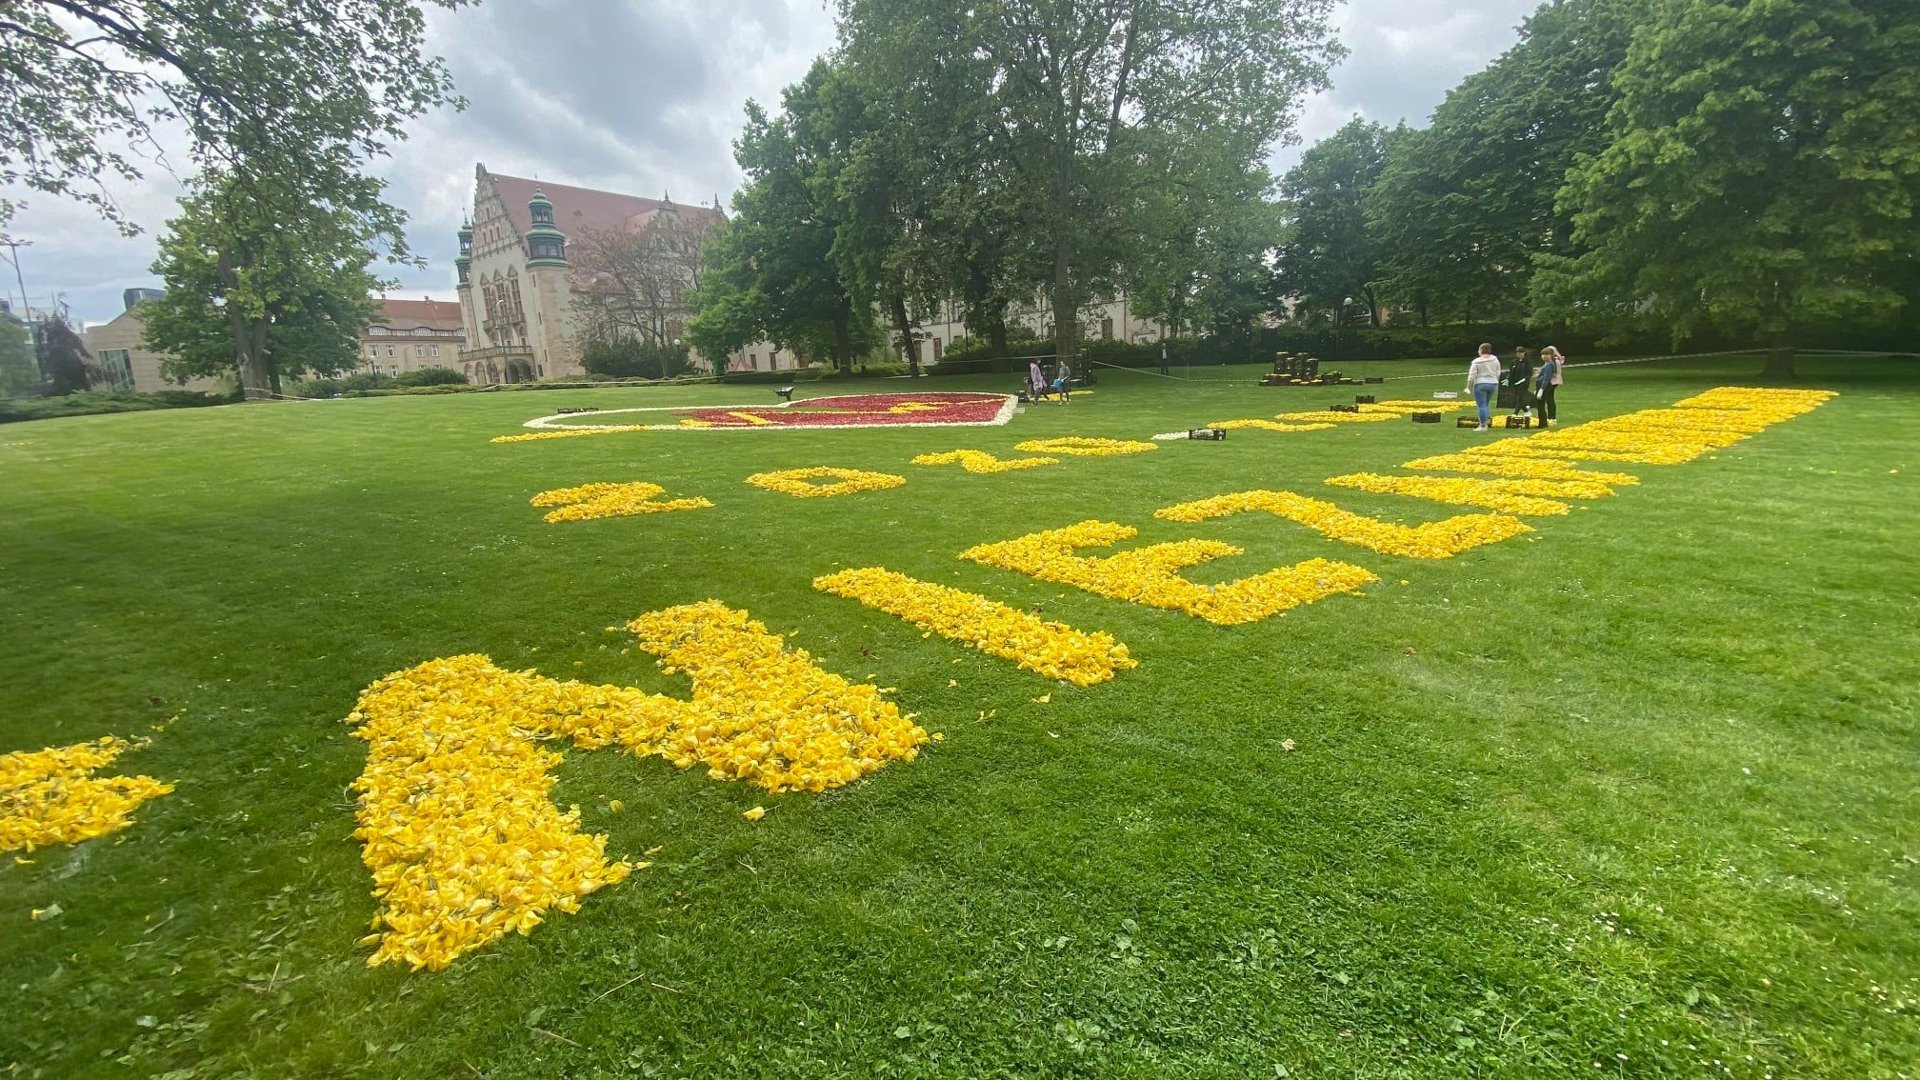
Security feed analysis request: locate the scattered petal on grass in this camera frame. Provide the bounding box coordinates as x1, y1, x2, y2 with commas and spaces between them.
1281, 739, 1296, 753
743, 806, 767, 822
1032, 693, 1051, 704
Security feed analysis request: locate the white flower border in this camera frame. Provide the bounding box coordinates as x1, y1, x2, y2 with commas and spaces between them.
521, 392, 1019, 432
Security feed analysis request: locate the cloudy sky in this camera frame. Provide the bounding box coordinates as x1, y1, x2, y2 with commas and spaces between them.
3, 0, 1542, 329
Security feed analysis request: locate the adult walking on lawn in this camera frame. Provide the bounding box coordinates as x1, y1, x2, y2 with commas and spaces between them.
1467, 344, 1502, 431
1536, 347, 1565, 426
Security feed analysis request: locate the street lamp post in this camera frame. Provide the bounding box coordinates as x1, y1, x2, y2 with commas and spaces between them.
0, 237, 31, 324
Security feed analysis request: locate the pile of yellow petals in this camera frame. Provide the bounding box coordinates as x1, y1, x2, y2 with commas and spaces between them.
621, 600, 929, 791
1, 737, 173, 853
531, 482, 713, 523
1156, 490, 1532, 559
1358, 400, 1471, 415
745, 467, 908, 498
492, 425, 652, 444
347, 656, 642, 971
814, 566, 1136, 685
1450, 387, 1835, 469
1324, 473, 1621, 516
960, 520, 1376, 625
1675, 386, 1837, 418
1273, 410, 1397, 424
1012, 436, 1158, 457
1402, 452, 1642, 486
911, 449, 1060, 474
347, 600, 927, 970
1207, 419, 1336, 433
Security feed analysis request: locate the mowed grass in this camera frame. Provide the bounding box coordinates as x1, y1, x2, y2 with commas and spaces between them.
1, 356, 1916, 1079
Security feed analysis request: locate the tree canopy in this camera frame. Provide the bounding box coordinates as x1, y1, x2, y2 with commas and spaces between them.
143, 171, 385, 395
1531, 0, 1920, 373
1, 0, 465, 232
1275, 117, 1396, 327
835, 0, 1340, 363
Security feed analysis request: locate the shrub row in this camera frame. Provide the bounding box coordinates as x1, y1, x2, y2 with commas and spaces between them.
0, 390, 235, 424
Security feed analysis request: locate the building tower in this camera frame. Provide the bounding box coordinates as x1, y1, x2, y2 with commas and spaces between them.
524, 191, 568, 267
453, 216, 477, 346
521, 190, 574, 378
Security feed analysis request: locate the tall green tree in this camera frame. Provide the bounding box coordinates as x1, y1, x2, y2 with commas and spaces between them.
1, 0, 465, 231
838, 0, 1341, 366
37, 314, 98, 395
687, 73, 879, 372
1126, 151, 1282, 342
1533, 0, 1920, 375
804, 62, 943, 376
143, 171, 384, 395
1368, 0, 1649, 325
0, 315, 36, 395
1274, 117, 1395, 326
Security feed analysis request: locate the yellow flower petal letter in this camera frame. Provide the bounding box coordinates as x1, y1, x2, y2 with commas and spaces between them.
814, 566, 1136, 685
347, 601, 926, 971
744, 467, 907, 498
911, 449, 1059, 474
531, 481, 712, 523
960, 520, 1375, 626
0, 737, 173, 853
1013, 436, 1157, 457
1156, 490, 1531, 559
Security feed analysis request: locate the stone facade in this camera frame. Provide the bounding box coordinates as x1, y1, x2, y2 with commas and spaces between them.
907, 295, 1166, 366
83, 299, 226, 395
455, 165, 784, 384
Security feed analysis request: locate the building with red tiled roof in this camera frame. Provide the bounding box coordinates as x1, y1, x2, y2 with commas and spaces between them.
454, 164, 791, 384
360, 298, 466, 377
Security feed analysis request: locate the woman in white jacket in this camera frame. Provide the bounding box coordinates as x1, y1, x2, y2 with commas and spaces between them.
1466, 343, 1502, 430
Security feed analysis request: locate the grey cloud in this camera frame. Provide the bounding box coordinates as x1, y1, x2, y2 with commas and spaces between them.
1273, 0, 1542, 173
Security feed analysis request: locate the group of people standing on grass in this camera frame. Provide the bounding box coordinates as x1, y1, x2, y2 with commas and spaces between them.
1466, 343, 1565, 431
1028, 357, 1074, 404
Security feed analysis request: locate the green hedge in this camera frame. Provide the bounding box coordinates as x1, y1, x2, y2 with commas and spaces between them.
0, 390, 234, 424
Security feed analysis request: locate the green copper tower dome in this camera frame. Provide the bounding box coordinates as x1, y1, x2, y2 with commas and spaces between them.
524, 190, 568, 267
454, 217, 473, 284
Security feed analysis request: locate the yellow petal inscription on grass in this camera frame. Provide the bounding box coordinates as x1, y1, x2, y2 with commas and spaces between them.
911, 449, 1060, 473
959, 520, 1376, 626
1012, 436, 1157, 457
530, 482, 713, 523
814, 567, 1136, 686
744, 467, 907, 498
1208, 419, 1337, 433
1324, 473, 1613, 516
0, 737, 173, 853
1156, 491, 1531, 559
346, 600, 926, 971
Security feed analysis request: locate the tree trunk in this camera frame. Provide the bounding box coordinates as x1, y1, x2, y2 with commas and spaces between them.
1763, 333, 1796, 381
1049, 240, 1077, 371
889, 293, 920, 377
832, 314, 853, 374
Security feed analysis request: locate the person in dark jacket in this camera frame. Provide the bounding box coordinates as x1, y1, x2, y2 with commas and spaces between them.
1507, 347, 1535, 417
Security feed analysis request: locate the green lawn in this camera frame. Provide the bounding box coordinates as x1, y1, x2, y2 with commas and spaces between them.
2, 357, 1916, 1078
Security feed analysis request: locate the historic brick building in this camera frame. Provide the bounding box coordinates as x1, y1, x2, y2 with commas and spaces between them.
360, 298, 465, 377
454, 166, 791, 384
